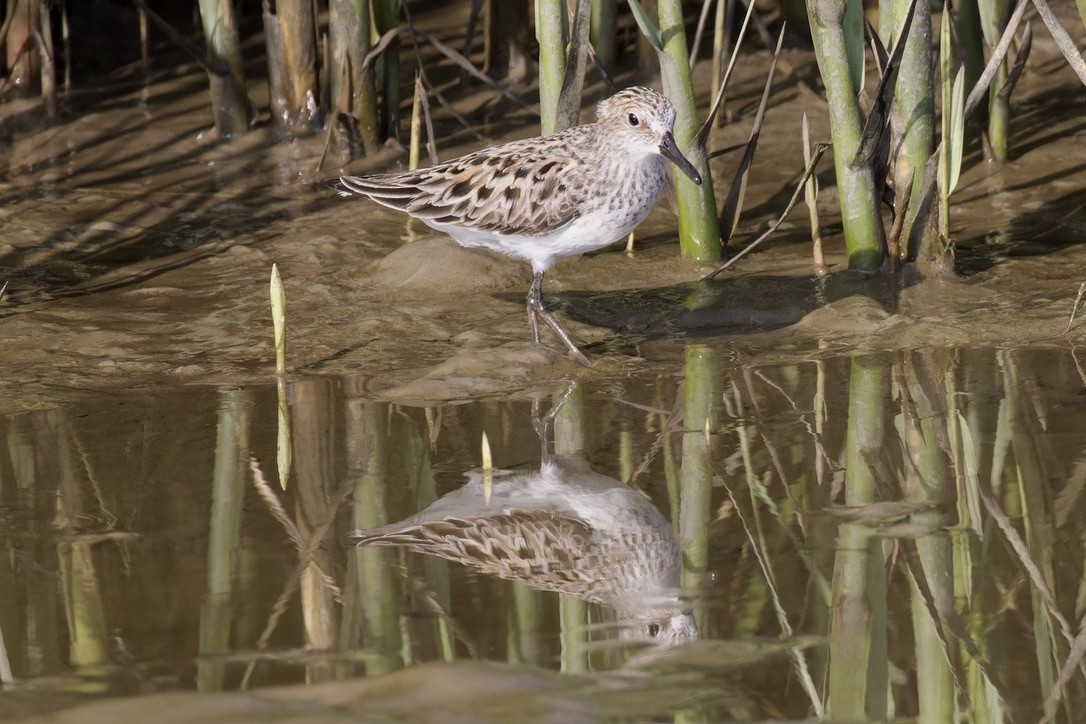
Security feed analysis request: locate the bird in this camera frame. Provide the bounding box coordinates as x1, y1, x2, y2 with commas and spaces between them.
350, 456, 697, 645
335, 86, 703, 365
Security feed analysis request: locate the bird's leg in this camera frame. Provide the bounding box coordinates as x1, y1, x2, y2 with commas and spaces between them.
528, 271, 590, 366
526, 276, 542, 344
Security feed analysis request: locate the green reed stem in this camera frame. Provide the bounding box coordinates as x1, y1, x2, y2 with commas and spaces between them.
806, 0, 886, 270
889, 0, 933, 256
679, 345, 719, 624
536, 0, 568, 135
828, 354, 889, 719
590, 0, 617, 68
658, 0, 722, 263
978, 0, 1010, 160
198, 389, 251, 690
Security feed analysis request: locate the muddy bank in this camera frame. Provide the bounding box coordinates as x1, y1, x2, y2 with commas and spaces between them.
0, 16, 1083, 409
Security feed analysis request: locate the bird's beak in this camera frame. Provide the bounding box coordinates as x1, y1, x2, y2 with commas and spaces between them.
659, 131, 703, 186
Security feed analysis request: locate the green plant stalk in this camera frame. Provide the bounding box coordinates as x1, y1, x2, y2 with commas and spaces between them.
658, 0, 722, 263
947, 373, 1001, 724
663, 412, 680, 532
349, 400, 403, 676
400, 417, 455, 663
536, 0, 568, 135
590, 0, 616, 68
559, 595, 588, 673
197, 0, 251, 136
898, 378, 955, 720
956, 0, 986, 112
373, 0, 403, 140
939, 11, 953, 243
509, 582, 545, 665
1078, 0, 1086, 37
679, 346, 718, 622
1003, 353, 1060, 697
354, 0, 379, 150
978, 0, 1010, 160
987, 61, 1009, 160
555, 384, 586, 458
806, 0, 886, 270
828, 355, 888, 719
890, 0, 933, 258
198, 390, 250, 690
619, 424, 634, 483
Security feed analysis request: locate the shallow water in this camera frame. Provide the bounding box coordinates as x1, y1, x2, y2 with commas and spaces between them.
3, 8, 1086, 722
4, 347, 1086, 721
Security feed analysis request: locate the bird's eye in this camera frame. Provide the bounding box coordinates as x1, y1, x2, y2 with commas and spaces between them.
648, 623, 661, 637
627, 113, 640, 127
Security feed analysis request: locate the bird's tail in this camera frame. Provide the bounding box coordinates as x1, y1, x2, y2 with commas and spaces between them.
332, 175, 370, 198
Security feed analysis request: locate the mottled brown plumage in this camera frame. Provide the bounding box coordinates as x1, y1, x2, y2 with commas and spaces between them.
335, 87, 702, 364
350, 458, 696, 644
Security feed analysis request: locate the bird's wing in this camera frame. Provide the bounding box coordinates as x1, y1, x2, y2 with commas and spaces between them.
336, 136, 589, 237
350, 510, 608, 600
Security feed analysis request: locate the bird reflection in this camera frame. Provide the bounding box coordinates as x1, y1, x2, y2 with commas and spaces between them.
349, 388, 695, 645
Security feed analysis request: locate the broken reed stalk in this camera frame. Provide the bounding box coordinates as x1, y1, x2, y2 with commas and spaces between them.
196, 0, 251, 136
273, 0, 318, 128
802, 113, 825, 271
329, 0, 380, 155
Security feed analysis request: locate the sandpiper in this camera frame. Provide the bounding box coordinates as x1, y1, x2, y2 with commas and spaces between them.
350, 457, 696, 645
335, 86, 703, 365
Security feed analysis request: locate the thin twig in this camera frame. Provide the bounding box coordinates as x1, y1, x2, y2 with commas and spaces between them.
689, 0, 716, 72
705, 142, 831, 280
1030, 0, 1086, 87
695, 0, 757, 145
1064, 281, 1086, 333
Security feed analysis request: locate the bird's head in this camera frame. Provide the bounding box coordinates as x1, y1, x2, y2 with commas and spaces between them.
596, 87, 702, 185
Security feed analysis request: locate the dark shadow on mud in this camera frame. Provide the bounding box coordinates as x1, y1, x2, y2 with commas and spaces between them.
955, 185, 1086, 276
551, 267, 923, 338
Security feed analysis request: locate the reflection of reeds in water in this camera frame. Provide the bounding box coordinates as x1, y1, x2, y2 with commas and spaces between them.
7, 346, 1086, 717
198, 388, 250, 691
